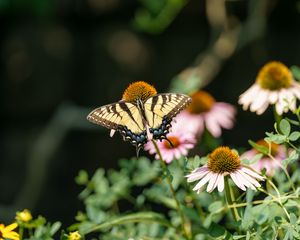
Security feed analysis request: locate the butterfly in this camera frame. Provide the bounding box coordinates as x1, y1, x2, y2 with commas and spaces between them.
87, 93, 191, 154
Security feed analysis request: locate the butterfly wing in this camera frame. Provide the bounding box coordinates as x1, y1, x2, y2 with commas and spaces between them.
144, 93, 191, 139
87, 101, 147, 147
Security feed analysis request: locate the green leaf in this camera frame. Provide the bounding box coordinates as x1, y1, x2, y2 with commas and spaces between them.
291, 65, 300, 81
282, 150, 299, 168
242, 153, 263, 165
265, 132, 286, 144
289, 131, 300, 141
280, 119, 291, 136
286, 117, 300, 126
50, 222, 61, 236
248, 140, 268, 155
208, 201, 223, 213
75, 170, 89, 185
290, 213, 297, 225
208, 222, 232, 239
82, 212, 172, 234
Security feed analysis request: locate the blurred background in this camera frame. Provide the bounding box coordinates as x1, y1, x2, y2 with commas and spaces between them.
1, 0, 300, 227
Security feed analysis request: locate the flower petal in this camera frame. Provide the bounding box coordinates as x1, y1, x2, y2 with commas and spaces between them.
193, 171, 213, 192
230, 172, 246, 191
237, 169, 261, 188
217, 175, 224, 192
3, 223, 18, 232
235, 171, 256, 190
240, 166, 264, 180
206, 173, 219, 192
186, 167, 210, 182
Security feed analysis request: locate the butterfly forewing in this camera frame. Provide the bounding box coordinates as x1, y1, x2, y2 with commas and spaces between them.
87, 102, 144, 134
144, 93, 191, 128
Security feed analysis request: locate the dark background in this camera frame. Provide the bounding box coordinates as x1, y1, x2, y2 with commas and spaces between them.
1, 0, 299, 226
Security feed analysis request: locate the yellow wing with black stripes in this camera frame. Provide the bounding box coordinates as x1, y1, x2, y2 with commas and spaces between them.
87, 101, 147, 147
143, 93, 192, 139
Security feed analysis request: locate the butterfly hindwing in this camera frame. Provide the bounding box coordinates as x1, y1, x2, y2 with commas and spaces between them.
144, 93, 192, 139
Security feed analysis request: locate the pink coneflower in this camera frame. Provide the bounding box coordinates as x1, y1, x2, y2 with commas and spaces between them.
240, 140, 286, 176
239, 61, 300, 115
186, 146, 264, 193
144, 118, 196, 163
179, 90, 236, 138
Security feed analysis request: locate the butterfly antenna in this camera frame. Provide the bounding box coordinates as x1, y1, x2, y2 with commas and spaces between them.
165, 137, 174, 148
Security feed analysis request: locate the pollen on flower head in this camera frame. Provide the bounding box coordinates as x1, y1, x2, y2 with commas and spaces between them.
122, 81, 157, 102
163, 136, 180, 149
186, 90, 215, 114
16, 209, 32, 222
256, 61, 293, 90
256, 139, 279, 156
208, 146, 240, 173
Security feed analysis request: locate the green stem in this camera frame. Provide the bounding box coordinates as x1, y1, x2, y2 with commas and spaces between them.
267, 153, 296, 192
273, 106, 282, 127
267, 178, 290, 220
224, 176, 241, 221
151, 140, 189, 239
19, 226, 24, 240
175, 159, 206, 222
287, 141, 300, 153
213, 194, 299, 214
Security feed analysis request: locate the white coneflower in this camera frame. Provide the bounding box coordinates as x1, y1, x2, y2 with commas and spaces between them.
239, 61, 300, 115
186, 146, 264, 193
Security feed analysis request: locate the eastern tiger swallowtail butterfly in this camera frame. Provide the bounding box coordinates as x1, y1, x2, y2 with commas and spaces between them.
87, 82, 191, 154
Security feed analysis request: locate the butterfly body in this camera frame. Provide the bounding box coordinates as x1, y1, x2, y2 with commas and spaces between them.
87, 93, 191, 151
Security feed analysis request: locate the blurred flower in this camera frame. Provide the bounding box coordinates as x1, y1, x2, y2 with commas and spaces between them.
68, 231, 81, 240
179, 90, 236, 137
16, 209, 32, 222
241, 140, 286, 176
186, 146, 264, 193
144, 117, 196, 163
0, 223, 19, 240
239, 61, 300, 115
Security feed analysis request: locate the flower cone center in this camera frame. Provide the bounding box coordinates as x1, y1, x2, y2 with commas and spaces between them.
256, 139, 279, 156
256, 61, 293, 90
163, 136, 180, 149
187, 90, 215, 114
122, 81, 157, 102
208, 146, 240, 173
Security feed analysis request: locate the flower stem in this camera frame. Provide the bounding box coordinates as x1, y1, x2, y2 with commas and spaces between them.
224, 176, 241, 221
151, 140, 190, 239
19, 225, 24, 240
273, 106, 282, 127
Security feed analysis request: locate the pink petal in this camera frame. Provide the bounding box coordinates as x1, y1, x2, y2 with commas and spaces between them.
205, 114, 222, 137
